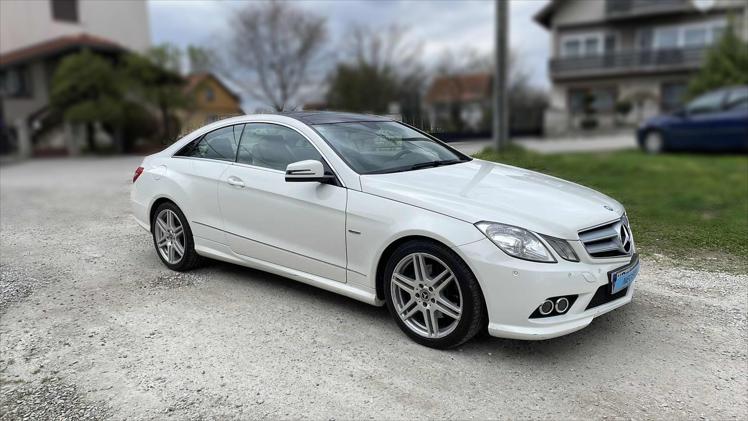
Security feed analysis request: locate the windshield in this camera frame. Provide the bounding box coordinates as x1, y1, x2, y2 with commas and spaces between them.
313, 121, 469, 174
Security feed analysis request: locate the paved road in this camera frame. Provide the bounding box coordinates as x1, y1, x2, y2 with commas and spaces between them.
1, 157, 746, 420
449, 132, 637, 156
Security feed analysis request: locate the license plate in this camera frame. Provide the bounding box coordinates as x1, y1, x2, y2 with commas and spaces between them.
608, 254, 640, 294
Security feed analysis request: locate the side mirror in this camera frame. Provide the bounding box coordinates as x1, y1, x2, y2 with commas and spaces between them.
673, 108, 688, 118
285, 160, 334, 183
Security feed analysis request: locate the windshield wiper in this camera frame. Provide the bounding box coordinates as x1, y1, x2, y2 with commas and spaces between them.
409, 159, 463, 170
367, 159, 466, 174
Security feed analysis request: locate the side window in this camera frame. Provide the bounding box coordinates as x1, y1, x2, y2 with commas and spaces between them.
51, 0, 78, 23
236, 123, 322, 171
686, 90, 725, 115
725, 87, 748, 111
177, 124, 243, 161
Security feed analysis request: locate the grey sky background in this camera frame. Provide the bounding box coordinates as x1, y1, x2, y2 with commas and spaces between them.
148, 0, 551, 108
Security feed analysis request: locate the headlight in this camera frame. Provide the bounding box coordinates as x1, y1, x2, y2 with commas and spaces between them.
541, 235, 579, 262
475, 222, 556, 263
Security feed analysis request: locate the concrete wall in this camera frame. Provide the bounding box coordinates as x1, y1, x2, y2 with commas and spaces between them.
551, 0, 607, 28
0, 0, 150, 54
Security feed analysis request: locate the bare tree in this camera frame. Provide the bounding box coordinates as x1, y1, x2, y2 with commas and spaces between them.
343, 24, 422, 77
435, 48, 528, 91
226, 1, 327, 111
325, 24, 425, 119
432, 48, 545, 132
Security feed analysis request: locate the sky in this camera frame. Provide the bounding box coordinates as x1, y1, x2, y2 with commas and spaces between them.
148, 0, 551, 107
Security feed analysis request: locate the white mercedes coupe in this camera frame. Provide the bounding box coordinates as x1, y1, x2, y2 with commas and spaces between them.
131, 112, 639, 349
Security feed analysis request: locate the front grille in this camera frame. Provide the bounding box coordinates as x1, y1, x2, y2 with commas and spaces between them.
585, 284, 629, 310
578, 216, 634, 258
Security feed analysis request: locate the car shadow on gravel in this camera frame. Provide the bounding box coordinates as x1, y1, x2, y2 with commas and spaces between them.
466, 302, 642, 359
197, 259, 640, 359
204, 260, 390, 323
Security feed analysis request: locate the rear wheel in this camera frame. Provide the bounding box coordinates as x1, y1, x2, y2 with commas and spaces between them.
384, 240, 485, 349
152, 202, 202, 271
643, 131, 664, 154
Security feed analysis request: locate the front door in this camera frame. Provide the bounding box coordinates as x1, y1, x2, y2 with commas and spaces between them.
218, 123, 348, 282
669, 89, 728, 150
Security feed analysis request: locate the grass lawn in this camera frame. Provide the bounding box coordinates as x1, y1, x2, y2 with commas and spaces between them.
475, 147, 748, 272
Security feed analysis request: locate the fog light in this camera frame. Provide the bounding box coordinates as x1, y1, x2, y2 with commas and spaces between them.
538, 300, 554, 316
555, 297, 570, 313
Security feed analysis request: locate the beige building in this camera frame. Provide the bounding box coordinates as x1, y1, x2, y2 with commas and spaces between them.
0, 0, 150, 157
179, 73, 244, 135
535, 0, 748, 135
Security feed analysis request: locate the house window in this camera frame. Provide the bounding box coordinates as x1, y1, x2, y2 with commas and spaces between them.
562, 40, 581, 57
0, 66, 32, 98
50, 0, 78, 22
584, 38, 600, 54
205, 87, 215, 102
654, 27, 679, 49
561, 32, 612, 57
661, 82, 688, 112
684, 27, 707, 47
569, 87, 616, 113
649, 19, 727, 50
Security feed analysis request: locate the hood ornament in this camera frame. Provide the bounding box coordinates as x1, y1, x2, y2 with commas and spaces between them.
604, 205, 614, 211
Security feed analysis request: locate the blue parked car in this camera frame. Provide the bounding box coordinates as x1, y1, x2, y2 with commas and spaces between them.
637, 85, 748, 153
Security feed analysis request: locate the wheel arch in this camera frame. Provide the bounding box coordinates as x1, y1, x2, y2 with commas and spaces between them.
374, 234, 482, 303
148, 196, 180, 232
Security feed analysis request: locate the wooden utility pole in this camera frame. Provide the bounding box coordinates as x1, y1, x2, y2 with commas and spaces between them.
493, 0, 509, 151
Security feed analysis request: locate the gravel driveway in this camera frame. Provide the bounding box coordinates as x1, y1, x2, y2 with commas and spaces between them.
1, 157, 746, 420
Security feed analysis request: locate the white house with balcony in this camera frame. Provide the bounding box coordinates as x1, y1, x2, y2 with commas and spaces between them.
0, 0, 151, 157
535, 0, 748, 136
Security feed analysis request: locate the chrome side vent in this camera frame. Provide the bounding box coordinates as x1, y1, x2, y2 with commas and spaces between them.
579, 216, 634, 258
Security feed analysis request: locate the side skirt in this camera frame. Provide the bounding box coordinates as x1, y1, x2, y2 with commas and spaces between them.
193, 237, 381, 306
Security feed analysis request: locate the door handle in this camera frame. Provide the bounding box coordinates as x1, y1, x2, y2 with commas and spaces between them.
227, 176, 245, 188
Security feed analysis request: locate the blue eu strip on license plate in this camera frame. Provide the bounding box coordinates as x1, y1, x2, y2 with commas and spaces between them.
610, 255, 640, 294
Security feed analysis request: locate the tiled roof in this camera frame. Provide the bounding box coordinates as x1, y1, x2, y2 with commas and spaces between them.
425, 73, 492, 104
0, 33, 125, 67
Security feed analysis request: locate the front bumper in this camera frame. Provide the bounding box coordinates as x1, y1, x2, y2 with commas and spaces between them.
458, 238, 637, 340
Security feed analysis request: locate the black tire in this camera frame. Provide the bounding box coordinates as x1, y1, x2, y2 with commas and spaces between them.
151, 202, 203, 271
383, 240, 485, 349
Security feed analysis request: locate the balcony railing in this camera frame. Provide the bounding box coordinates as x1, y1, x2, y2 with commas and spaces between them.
606, 0, 690, 18
550, 47, 707, 80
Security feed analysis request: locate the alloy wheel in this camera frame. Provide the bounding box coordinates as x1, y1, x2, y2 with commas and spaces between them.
154, 209, 185, 264
645, 132, 663, 154
390, 252, 463, 339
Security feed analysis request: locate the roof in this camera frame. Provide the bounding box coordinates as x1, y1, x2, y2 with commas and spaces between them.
280, 111, 392, 125
534, 0, 559, 29
184, 72, 242, 103
424, 73, 492, 104
0, 33, 125, 67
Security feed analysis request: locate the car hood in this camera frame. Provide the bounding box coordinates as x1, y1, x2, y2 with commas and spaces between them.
359, 159, 624, 240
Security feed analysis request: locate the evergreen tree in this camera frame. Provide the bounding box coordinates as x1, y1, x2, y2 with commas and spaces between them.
688, 24, 748, 97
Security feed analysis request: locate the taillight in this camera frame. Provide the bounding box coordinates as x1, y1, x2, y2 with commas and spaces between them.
133, 166, 144, 183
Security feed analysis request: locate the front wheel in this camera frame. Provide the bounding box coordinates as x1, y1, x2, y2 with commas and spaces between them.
384, 240, 485, 349
643, 131, 664, 154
